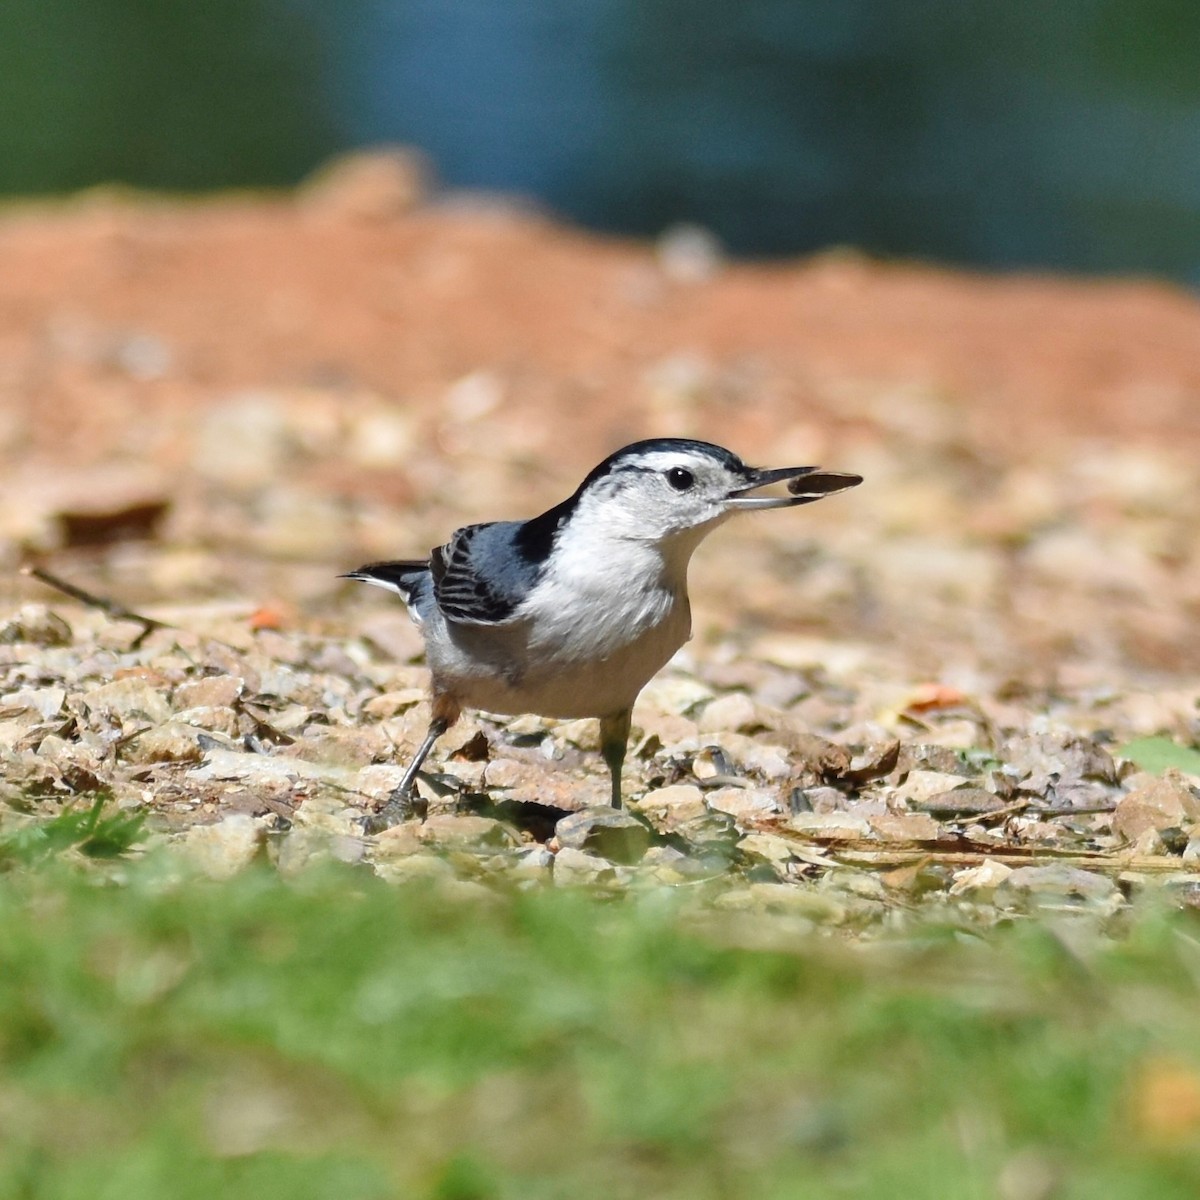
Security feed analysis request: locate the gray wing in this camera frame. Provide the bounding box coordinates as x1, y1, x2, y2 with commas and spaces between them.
430, 521, 540, 625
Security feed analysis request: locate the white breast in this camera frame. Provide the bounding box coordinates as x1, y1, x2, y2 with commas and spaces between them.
426, 529, 695, 719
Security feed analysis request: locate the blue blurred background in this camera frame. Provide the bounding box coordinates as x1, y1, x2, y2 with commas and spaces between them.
3, 0, 1199, 282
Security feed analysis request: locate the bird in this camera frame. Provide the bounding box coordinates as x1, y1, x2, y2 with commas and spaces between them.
344, 438, 861, 828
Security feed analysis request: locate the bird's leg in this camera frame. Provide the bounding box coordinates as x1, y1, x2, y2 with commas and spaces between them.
365, 696, 459, 832
599, 708, 633, 809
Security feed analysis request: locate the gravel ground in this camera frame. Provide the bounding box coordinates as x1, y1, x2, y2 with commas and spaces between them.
1, 154, 1197, 926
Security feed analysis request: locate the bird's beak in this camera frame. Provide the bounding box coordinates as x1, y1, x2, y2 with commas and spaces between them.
725, 465, 864, 510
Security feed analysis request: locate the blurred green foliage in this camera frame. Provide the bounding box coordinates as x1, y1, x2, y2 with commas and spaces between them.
0, 0, 339, 193
1, 856, 1200, 1198
2, 0, 1200, 277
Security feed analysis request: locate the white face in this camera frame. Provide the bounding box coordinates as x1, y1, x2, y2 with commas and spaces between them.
559, 440, 861, 550
586, 448, 746, 539
573, 447, 804, 543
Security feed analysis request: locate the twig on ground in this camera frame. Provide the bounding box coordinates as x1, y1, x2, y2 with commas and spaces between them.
22, 564, 170, 649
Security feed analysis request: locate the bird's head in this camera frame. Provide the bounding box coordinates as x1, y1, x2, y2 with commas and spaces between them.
559, 438, 862, 545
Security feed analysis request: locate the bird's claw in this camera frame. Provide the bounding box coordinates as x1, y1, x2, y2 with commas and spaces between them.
362, 787, 426, 834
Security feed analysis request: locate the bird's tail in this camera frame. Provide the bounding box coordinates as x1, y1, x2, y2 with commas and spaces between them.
341, 560, 430, 605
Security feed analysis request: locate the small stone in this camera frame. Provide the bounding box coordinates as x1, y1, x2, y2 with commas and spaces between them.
553, 846, 617, 886
637, 677, 713, 716
183, 814, 262, 880
995, 864, 1122, 912
737, 833, 798, 865
0, 686, 66, 720
292, 795, 366, 837
419, 814, 520, 850
0, 605, 72, 647
274, 827, 332, 876
690, 746, 727, 780
294, 724, 391, 767
189, 748, 351, 786
0, 720, 38, 750
796, 786, 847, 814
554, 806, 651, 864
555, 719, 600, 750
354, 764, 412, 802
698, 693, 761, 734
895, 770, 972, 805
867, 812, 941, 841
125, 721, 205, 764
821, 869, 887, 901
512, 846, 554, 876
174, 674, 245, 710
1112, 775, 1200, 843
787, 811, 871, 839
630, 784, 707, 830
788, 734, 852, 781
373, 854, 456, 886
748, 883, 847, 924
705, 786, 782, 822
82, 678, 171, 724
844, 740, 901, 785
481, 756, 604, 809
914, 787, 1006, 817
370, 822, 425, 859
362, 689, 426, 719
949, 858, 1014, 897
173, 705, 241, 737
725, 737, 791, 780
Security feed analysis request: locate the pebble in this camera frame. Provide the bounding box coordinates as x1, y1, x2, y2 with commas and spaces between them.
369, 822, 425, 859
553, 806, 651, 864
1112, 774, 1200, 843
182, 814, 262, 880
787, 811, 871, 838
698, 692, 761, 734
705, 786, 782, 822
173, 705, 241, 737
995, 864, 1123, 913
867, 812, 941, 841
0, 609, 72, 648
737, 833, 798, 865
189, 748, 351, 786
914, 787, 1006, 817
630, 784, 707, 832
511, 846, 554, 876
746, 882, 847, 924
419, 814, 520, 851
640, 844, 708, 883
895, 770, 974, 805
82, 677, 171, 724
1, 686, 66, 720
949, 859, 1014, 897
553, 846, 618, 886
125, 721, 205, 764
174, 674, 245, 710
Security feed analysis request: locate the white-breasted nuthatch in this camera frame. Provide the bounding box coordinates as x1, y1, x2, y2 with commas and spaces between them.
345, 438, 861, 826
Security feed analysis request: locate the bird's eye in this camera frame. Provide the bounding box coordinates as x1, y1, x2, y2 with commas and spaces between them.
666, 467, 695, 491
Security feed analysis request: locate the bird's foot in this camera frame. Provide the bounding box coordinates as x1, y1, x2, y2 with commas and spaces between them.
362, 786, 427, 834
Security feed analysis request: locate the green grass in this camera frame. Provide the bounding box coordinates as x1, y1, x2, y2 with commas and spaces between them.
1118, 736, 1200, 777
1, 852, 1200, 1199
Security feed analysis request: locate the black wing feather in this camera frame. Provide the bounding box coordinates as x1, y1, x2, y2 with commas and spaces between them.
430, 523, 524, 625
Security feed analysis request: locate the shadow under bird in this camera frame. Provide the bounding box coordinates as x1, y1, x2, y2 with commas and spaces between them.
344, 438, 861, 828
